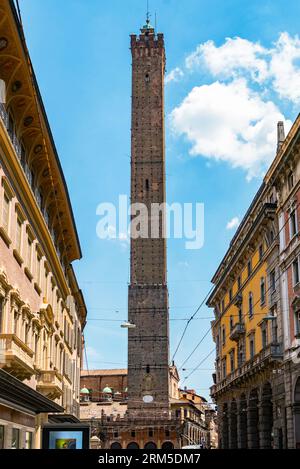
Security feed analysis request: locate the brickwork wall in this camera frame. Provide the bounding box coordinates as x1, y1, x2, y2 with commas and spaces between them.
127, 29, 170, 417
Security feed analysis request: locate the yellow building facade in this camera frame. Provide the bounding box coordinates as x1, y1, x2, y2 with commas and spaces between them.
0, 0, 86, 448
208, 181, 284, 449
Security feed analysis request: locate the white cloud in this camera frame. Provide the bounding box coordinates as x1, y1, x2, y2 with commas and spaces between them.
270, 32, 300, 102
165, 67, 184, 84
226, 217, 240, 230
170, 78, 292, 179
186, 37, 269, 82
184, 32, 300, 103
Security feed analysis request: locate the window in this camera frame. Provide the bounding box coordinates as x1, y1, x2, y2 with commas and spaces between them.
13, 310, 18, 335
0, 297, 3, 334
270, 269, 276, 292
230, 316, 234, 332
229, 288, 233, 302
238, 307, 243, 324
293, 260, 299, 286
11, 428, 20, 449
247, 260, 252, 277
2, 192, 10, 233
248, 292, 253, 319
222, 325, 226, 346
290, 209, 297, 238
25, 431, 33, 449
145, 179, 149, 190
295, 311, 300, 337
221, 299, 225, 313
222, 357, 227, 379
24, 322, 30, 345
0, 425, 4, 449
230, 350, 235, 373
259, 244, 264, 261
216, 334, 220, 355
249, 335, 255, 359
27, 235, 33, 271
238, 276, 241, 290
149, 428, 153, 437
261, 323, 268, 348
15, 217, 22, 253
288, 171, 294, 191
260, 277, 266, 305
36, 250, 42, 285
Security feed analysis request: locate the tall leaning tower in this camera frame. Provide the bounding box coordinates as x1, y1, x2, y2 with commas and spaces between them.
127, 18, 170, 418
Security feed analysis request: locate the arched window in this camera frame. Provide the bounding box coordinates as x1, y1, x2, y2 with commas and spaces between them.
162, 441, 174, 450
144, 442, 157, 449
127, 442, 139, 449
111, 442, 122, 449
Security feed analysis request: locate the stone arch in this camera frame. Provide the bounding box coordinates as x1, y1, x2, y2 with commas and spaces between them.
260, 382, 273, 449
127, 442, 139, 449
294, 376, 300, 448
229, 399, 238, 449
161, 441, 174, 450
238, 393, 248, 449
144, 441, 157, 449
110, 442, 122, 449
248, 389, 259, 449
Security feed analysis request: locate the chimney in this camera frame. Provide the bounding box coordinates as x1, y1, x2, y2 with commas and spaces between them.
277, 121, 285, 153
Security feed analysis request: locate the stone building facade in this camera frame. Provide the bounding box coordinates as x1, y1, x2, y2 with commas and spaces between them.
265, 118, 300, 448
0, 0, 86, 448
208, 118, 300, 448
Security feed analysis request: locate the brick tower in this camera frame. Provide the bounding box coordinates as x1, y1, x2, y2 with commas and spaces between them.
127, 18, 170, 418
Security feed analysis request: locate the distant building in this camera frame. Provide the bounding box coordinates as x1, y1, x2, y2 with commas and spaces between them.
80, 368, 216, 449
0, 1, 86, 448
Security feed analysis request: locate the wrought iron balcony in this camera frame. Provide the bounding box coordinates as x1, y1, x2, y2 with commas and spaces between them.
0, 334, 35, 380
36, 370, 63, 400
229, 322, 245, 341
210, 343, 283, 397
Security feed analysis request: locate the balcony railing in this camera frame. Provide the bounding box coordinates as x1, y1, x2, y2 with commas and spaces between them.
229, 323, 245, 342
211, 343, 283, 396
0, 334, 35, 380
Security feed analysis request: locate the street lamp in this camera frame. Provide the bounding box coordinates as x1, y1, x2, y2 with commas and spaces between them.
120, 321, 136, 329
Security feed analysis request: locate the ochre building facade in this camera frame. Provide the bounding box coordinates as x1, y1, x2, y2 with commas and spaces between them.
208, 119, 300, 448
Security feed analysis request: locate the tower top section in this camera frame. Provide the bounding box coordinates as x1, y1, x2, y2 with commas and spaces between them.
130, 22, 165, 60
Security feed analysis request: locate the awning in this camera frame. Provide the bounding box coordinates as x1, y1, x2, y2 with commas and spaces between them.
0, 369, 63, 414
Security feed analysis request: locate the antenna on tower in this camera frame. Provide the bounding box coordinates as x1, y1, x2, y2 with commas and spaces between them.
146, 0, 150, 25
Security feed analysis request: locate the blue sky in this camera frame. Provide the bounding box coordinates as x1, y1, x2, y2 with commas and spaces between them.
20, 0, 300, 400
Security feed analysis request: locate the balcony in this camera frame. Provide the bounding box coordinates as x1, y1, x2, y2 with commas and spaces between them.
211, 343, 283, 397
36, 370, 63, 400
233, 293, 243, 307
229, 323, 245, 342
0, 334, 35, 380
